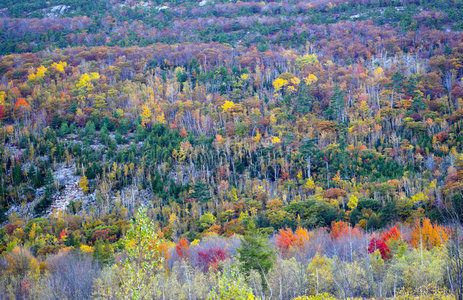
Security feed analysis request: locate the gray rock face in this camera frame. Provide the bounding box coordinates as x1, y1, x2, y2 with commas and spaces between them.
47, 165, 85, 214
45, 5, 70, 18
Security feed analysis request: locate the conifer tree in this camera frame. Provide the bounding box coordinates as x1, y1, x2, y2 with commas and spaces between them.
237, 218, 275, 289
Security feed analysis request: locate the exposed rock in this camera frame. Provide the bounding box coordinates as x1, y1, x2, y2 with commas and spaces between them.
48, 165, 85, 214
45, 5, 70, 18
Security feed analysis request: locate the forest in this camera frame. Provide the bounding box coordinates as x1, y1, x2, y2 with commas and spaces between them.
0, 0, 463, 299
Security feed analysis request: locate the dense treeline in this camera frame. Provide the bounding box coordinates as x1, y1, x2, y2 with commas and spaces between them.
1, 0, 463, 54
1, 0, 463, 298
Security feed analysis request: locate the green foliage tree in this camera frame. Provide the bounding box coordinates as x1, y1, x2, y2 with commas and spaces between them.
118, 207, 164, 300
237, 218, 275, 289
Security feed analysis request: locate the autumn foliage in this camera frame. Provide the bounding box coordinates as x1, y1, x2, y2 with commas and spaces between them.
381, 226, 403, 243
411, 218, 449, 250
276, 227, 312, 255
330, 221, 362, 239
175, 238, 190, 260
197, 248, 227, 271
368, 237, 391, 260
1, 0, 463, 297
14, 98, 29, 109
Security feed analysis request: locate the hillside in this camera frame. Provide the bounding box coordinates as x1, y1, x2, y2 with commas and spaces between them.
0, 0, 463, 299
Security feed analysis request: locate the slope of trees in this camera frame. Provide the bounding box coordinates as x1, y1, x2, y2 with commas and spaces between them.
1, 0, 463, 298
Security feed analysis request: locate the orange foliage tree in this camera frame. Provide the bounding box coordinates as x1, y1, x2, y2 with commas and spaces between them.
411, 218, 449, 250
330, 220, 362, 239
381, 225, 402, 243
175, 238, 190, 260
275, 227, 312, 255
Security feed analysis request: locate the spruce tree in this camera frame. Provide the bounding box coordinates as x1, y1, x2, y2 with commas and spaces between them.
237, 218, 275, 289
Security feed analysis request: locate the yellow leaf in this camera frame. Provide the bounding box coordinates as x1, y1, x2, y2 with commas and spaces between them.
271, 136, 281, 144
272, 78, 288, 92
304, 74, 318, 85
374, 66, 384, 78
222, 100, 235, 113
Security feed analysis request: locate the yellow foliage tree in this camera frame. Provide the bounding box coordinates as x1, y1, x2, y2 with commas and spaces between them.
304, 177, 315, 190
52, 61, 67, 73
0, 91, 5, 105
374, 66, 384, 79
76, 72, 100, 90
118, 207, 165, 299
28, 65, 47, 81
254, 129, 261, 143
347, 194, 358, 210
307, 253, 334, 295
141, 105, 153, 125
304, 74, 318, 85
295, 54, 319, 67
6, 246, 40, 277
271, 136, 281, 144
94, 94, 107, 110
222, 100, 236, 113
79, 175, 89, 194
272, 78, 288, 92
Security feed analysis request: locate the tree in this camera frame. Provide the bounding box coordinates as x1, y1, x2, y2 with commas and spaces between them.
13, 98, 30, 119
44, 169, 55, 195
208, 263, 257, 300
447, 222, 463, 300
76, 72, 100, 91
175, 238, 189, 260
411, 218, 449, 250
237, 219, 275, 289
300, 139, 318, 179
93, 94, 107, 110
188, 180, 211, 217
141, 105, 152, 126
79, 175, 89, 194
275, 227, 311, 255
347, 195, 358, 210
118, 207, 164, 299
199, 213, 216, 231
326, 84, 346, 122
0, 105, 5, 122
368, 237, 391, 260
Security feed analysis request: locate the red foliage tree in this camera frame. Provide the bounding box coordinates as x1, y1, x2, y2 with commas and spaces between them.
175, 238, 190, 260
197, 248, 227, 271
330, 220, 362, 239
91, 230, 109, 244
276, 227, 311, 255
5, 224, 20, 235
0, 105, 5, 121
368, 237, 391, 260
58, 229, 69, 242
381, 225, 402, 243
14, 98, 29, 109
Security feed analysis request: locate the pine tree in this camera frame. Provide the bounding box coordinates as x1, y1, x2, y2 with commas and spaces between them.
12, 164, 23, 186
189, 180, 211, 204
237, 218, 275, 289
300, 138, 318, 179
44, 169, 55, 194
326, 84, 346, 122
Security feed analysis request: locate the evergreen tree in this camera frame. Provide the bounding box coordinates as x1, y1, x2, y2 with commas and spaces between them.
93, 239, 112, 265
12, 164, 23, 186
237, 218, 275, 289
407, 76, 426, 112
189, 180, 211, 204
44, 169, 55, 194
296, 83, 315, 114
326, 84, 346, 122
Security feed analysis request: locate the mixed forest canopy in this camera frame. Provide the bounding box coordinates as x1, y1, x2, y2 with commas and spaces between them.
0, 0, 463, 299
